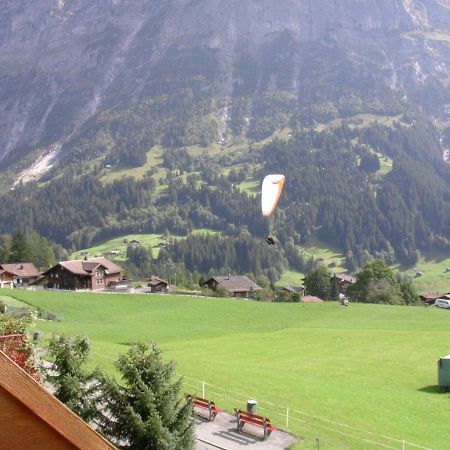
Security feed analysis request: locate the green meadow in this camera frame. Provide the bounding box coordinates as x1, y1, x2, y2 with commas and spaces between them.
3, 289, 450, 449
71, 233, 182, 261
397, 253, 450, 294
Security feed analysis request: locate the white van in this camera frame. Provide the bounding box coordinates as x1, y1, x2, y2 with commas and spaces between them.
435, 299, 450, 309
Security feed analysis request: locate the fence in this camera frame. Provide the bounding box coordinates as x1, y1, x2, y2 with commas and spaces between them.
182, 375, 432, 450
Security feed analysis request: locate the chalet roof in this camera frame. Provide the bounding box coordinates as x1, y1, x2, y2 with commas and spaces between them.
301, 295, 324, 303
0, 350, 116, 450
283, 285, 304, 293
0, 263, 41, 278
206, 276, 262, 293
148, 275, 169, 285
334, 273, 357, 283
420, 293, 443, 300
58, 257, 123, 276
88, 257, 123, 274
59, 260, 96, 276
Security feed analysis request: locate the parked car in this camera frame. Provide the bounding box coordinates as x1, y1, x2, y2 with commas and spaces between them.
435, 299, 450, 309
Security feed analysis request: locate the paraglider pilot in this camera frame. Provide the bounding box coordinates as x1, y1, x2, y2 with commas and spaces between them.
266, 235, 277, 245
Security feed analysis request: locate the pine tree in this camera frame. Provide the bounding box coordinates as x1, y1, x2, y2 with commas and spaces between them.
96, 342, 194, 450
304, 266, 331, 300
0, 234, 11, 262
329, 276, 340, 301
8, 230, 30, 262
45, 335, 97, 422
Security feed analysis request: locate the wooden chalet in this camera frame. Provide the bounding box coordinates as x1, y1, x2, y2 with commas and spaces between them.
147, 275, 170, 293
0, 269, 13, 289
333, 273, 357, 292
282, 285, 304, 294
0, 263, 41, 287
38, 257, 123, 291
0, 350, 116, 450
204, 275, 262, 298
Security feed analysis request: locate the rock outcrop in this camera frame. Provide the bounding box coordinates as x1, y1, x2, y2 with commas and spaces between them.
1, 0, 450, 172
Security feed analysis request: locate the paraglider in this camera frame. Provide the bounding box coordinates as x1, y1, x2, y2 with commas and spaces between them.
261, 174, 285, 217
261, 174, 285, 245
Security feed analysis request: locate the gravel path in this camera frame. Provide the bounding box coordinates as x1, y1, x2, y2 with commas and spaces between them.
194, 411, 297, 450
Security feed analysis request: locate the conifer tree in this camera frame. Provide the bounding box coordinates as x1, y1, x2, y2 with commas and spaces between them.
45, 335, 97, 422
304, 266, 331, 300
8, 230, 30, 262
329, 276, 340, 301
96, 342, 194, 450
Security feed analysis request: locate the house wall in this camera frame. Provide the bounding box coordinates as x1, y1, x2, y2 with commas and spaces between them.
205, 280, 218, 290
0, 273, 13, 289
45, 266, 90, 290
105, 273, 120, 288
0, 388, 79, 450
92, 267, 106, 290
150, 283, 168, 293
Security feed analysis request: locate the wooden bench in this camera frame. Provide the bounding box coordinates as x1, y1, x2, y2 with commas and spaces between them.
185, 394, 222, 421
234, 409, 277, 440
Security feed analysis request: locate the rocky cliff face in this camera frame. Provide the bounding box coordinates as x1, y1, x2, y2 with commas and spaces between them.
1, 0, 450, 176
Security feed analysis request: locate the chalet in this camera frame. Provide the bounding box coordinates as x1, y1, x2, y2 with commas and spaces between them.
333, 273, 357, 292
38, 257, 123, 291
0, 263, 41, 287
0, 270, 13, 289
301, 295, 324, 303
204, 275, 262, 298
0, 350, 116, 450
282, 285, 304, 294
147, 275, 170, 293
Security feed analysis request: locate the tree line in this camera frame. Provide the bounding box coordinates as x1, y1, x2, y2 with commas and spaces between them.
304, 260, 419, 305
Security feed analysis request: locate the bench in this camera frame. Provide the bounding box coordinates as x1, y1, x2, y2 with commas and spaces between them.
234, 409, 277, 440
185, 394, 222, 421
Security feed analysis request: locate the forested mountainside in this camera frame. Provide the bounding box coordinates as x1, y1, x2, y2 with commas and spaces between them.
2, 0, 450, 277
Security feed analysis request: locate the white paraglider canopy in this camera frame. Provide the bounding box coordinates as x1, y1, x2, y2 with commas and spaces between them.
261, 174, 285, 217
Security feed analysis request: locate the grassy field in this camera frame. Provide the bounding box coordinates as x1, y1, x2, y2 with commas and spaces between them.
397, 253, 450, 294
315, 114, 403, 132
301, 239, 346, 273
276, 269, 305, 287
3, 289, 450, 449
71, 233, 183, 261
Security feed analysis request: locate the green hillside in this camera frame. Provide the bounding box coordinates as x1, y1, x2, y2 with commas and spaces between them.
5, 289, 450, 449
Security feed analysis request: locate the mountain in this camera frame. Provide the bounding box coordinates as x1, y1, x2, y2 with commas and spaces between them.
2, 0, 450, 275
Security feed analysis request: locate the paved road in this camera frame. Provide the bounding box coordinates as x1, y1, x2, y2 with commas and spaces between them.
194, 412, 297, 450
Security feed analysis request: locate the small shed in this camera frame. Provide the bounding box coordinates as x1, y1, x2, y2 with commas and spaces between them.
438, 355, 450, 387
148, 275, 170, 293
